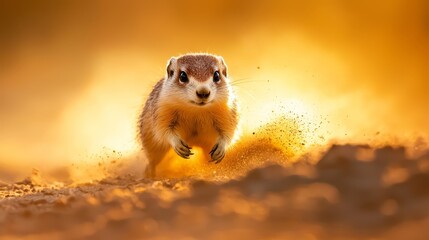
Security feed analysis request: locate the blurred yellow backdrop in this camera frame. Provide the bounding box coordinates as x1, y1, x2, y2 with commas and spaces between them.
1, 0, 428, 179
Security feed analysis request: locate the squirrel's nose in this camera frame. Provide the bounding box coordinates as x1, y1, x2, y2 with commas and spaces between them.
196, 88, 211, 99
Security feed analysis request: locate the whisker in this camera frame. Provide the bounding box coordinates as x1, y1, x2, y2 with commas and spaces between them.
231, 77, 251, 81
218, 85, 257, 103
235, 87, 257, 102
230, 79, 268, 86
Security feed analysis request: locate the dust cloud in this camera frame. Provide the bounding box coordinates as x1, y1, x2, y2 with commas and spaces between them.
0, 1, 429, 239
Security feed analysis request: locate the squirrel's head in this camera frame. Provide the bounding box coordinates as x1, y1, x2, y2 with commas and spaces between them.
162, 53, 231, 107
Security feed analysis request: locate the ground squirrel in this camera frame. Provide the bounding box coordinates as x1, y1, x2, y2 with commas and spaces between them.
138, 53, 239, 177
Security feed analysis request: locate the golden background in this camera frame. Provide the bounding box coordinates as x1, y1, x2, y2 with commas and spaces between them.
1, 0, 428, 180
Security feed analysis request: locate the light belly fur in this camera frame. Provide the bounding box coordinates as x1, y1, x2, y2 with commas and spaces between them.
175, 110, 219, 151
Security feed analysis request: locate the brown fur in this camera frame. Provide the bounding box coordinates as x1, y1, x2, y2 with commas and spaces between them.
175, 55, 219, 81
138, 53, 238, 178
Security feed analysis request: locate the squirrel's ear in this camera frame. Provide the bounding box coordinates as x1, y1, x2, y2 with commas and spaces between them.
166, 57, 177, 78
218, 56, 228, 77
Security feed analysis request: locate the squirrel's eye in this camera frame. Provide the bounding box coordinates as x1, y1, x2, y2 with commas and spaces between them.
179, 71, 189, 83
213, 71, 220, 83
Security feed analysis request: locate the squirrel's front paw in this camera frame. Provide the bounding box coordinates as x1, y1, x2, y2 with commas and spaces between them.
171, 138, 193, 159
209, 140, 227, 164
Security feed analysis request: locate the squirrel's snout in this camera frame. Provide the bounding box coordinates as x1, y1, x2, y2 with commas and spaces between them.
196, 88, 211, 99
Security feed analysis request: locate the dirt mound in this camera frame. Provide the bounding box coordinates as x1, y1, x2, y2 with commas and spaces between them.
1, 144, 429, 239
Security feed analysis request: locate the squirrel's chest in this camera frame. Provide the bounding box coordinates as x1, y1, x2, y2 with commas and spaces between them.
176, 113, 218, 146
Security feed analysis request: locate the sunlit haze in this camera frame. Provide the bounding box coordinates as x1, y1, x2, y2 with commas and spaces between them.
1, 0, 428, 181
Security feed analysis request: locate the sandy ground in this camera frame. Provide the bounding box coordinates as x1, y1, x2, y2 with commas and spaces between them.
1, 144, 429, 240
